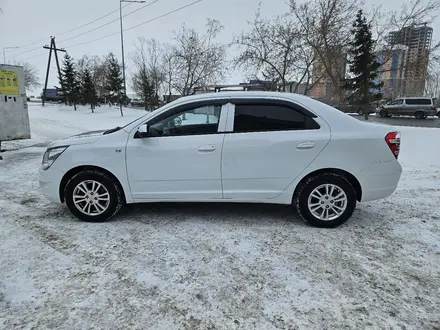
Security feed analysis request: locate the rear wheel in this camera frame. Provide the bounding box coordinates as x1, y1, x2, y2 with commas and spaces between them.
294, 173, 357, 228
64, 170, 124, 222
415, 111, 425, 119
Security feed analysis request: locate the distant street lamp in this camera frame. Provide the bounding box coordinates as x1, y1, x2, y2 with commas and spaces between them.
3, 46, 19, 64
120, 0, 146, 100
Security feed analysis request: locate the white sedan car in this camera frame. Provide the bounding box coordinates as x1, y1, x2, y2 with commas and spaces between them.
39, 92, 402, 228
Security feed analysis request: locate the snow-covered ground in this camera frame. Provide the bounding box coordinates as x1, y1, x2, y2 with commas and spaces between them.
1, 104, 440, 329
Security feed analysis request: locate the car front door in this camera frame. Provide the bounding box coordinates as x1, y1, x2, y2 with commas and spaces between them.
221, 99, 331, 200
387, 99, 404, 115
125, 100, 228, 201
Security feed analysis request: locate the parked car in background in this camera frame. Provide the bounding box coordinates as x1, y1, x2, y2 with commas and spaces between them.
39, 92, 402, 228
130, 99, 145, 107
331, 103, 376, 115
377, 97, 437, 119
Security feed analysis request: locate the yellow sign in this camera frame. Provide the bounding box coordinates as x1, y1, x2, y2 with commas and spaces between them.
0, 70, 19, 95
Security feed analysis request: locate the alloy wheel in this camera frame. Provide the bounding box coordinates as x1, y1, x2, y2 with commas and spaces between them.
307, 184, 348, 221
72, 180, 111, 216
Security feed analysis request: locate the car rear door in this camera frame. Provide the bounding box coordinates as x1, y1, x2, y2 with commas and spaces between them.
221, 98, 331, 200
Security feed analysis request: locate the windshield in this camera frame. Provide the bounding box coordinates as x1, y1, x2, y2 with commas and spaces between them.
122, 115, 146, 129
121, 109, 161, 129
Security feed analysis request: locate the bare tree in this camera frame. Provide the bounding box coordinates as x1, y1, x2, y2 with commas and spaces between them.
130, 38, 165, 109
172, 19, 227, 95
161, 44, 179, 102
233, 6, 316, 93
290, 0, 361, 104
76, 55, 110, 101
17, 62, 41, 91
425, 44, 440, 99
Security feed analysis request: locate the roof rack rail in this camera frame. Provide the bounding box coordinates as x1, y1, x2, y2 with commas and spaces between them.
190, 82, 279, 95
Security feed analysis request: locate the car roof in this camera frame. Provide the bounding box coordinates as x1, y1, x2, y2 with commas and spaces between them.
400, 97, 433, 99
167, 91, 364, 131
171, 91, 325, 110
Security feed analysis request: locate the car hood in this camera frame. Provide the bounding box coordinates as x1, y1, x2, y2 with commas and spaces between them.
48, 129, 108, 148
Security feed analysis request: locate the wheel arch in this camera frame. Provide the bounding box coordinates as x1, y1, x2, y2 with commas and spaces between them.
293, 168, 362, 202
59, 165, 126, 203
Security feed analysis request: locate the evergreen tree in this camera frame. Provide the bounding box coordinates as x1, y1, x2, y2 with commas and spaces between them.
105, 53, 125, 116
132, 67, 158, 110
342, 10, 383, 120
81, 68, 98, 113
60, 54, 81, 110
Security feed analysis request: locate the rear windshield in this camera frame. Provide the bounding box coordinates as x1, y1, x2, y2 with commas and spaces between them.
405, 98, 432, 105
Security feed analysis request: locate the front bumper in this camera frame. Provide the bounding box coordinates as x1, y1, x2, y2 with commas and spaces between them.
39, 167, 63, 203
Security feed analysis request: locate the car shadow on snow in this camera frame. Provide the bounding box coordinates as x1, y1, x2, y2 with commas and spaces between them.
44, 201, 373, 229
118, 202, 307, 227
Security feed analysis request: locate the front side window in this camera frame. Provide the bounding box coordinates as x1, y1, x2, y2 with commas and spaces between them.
233, 104, 320, 133
390, 99, 403, 105
149, 105, 221, 137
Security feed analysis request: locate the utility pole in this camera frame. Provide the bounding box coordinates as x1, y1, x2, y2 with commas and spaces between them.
42, 37, 66, 106
120, 0, 145, 100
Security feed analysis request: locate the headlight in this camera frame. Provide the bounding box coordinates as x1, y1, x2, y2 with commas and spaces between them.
42, 146, 68, 170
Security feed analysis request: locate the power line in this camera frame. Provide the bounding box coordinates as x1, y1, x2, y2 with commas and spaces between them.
16, 0, 203, 61
57, 0, 160, 44
66, 0, 203, 50
58, 3, 132, 37
13, 3, 133, 56
125, 0, 202, 33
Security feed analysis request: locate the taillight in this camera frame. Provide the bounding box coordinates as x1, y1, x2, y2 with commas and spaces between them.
432, 106, 436, 110
385, 131, 400, 159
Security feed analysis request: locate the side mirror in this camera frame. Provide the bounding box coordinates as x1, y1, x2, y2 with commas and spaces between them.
134, 124, 149, 138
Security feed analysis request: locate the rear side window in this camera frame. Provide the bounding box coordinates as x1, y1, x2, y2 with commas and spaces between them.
405, 98, 432, 105
233, 104, 320, 133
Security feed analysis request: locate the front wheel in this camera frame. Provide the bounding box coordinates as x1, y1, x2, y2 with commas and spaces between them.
64, 170, 124, 222
294, 173, 357, 228
379, 109, 388, 118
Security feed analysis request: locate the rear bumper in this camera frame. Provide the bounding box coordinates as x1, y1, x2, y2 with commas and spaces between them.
359, 161, 402, 202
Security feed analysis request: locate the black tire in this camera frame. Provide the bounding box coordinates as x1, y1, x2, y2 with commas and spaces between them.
415, 111, 425, 119
379, 109, 388, 118
358, 109, 364, 116
64, 170, 124, 222
294, 173, 357, 228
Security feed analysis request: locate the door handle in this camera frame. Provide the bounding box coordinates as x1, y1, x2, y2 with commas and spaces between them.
297, 141, 315, 150
198, 145, 216, 152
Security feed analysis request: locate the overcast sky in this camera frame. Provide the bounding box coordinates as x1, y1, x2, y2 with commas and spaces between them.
0, 0, 438, 95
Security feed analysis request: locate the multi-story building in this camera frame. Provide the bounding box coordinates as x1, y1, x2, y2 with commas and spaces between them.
310, 52, 347, 103
376, 45, 409, 99
387, 23, 433, 96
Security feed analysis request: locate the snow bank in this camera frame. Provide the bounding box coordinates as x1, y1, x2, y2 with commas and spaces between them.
1, 104, 439, 329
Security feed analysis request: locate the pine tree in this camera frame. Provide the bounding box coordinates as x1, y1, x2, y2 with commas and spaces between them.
105, 53, 125, 116
342, 10, 383, 120
132, 66, 157, 110
81, 68, 98, 113
60, 54, 81, 110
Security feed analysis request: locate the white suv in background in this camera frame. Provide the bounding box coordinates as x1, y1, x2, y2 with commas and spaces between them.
39, 92, 402, 228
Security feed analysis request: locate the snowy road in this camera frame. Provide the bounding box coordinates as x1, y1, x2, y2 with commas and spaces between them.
1, 105, 440, 329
